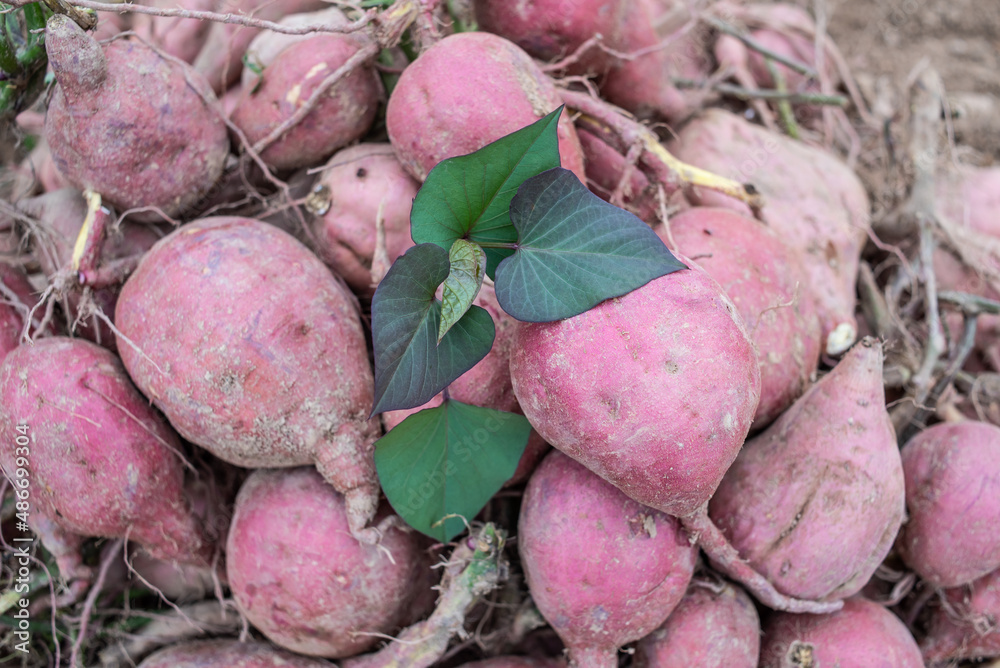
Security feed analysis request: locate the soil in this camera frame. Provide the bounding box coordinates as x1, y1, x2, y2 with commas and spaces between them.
826, 0, 1000, 160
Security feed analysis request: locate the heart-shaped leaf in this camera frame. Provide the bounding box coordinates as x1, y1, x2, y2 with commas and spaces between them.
375, 401, 532, 541
371, 244, 495, 416
410, 106, 563, 278
439, 239, 487, 343
495, 168, 687, 322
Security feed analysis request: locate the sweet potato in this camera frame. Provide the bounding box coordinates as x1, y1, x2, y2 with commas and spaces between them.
896, 420, 1000, 588
634, 580, 761, 668
114, 216, 381, 538
661, 207, 822, 427
458, 658, 565, 668
230, 32, 381, 170
20, 188, 165, 351
0, 337, 211, 564
385, 32, 585, 183
0, 262, 44, 359
937, 166, 1000, 238
576, 127, 659, 224
138, 639, 333, 667
510, 259, 760, 519
709, 338, 905, 602
668, 108, 870, 355
131, 0, 217, 65
308, 143, 418, 295
921, 567, 1000, 664
191, 0, 328, 94
474, 0, 710, 122
44, 16, 229, 220
226, 467, 433, 658
518, 450, 698, 667
759, 597, 923, 667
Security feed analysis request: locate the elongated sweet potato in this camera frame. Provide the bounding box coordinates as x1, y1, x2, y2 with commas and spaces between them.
759, 598, 923, 667
385, 32, 586, 182
0, 337, 211, 564
0, 262, 45, 359
896, 420, 1000, 588
709, 338, 905, 602
44, 16, 229, 220
662, 207, 822, 427
227, 467, 433, 658
519, 450, 698, 667
634, 580, 761, 668
668, 108, 869, 355
114, 216, 381, 539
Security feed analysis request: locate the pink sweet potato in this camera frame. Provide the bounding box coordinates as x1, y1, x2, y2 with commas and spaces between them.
475, 0, 709, 122
668, 108, 870, 355
577, 127, 659, 224
709, 338, 905, 603
385, 32, 586, 183
114, 216, 381, 538
896, 420, 1000, 588
44, 16, 229, 220
937, 166, 1000, 238
634, 580, 761, 668
0, 337, 211, 564
921, 567, 1000, 664
227, 467, 433, 658
759, 597, 923, 667
308, 143, 418, 295
138, 639, 333, 667
230, 32, 381, 171
458, 658, 565, 668
21, 188, 165, 351
662, 207, 822, 428
510, 259, 760, 519
131, 0, 217, 64
518, 450, 698, 667
0, 262, 44, 359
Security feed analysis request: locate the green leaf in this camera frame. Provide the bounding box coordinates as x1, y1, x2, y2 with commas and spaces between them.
495, 167, 687, 322
410, 106, 563, 278
439, 239, 487, 343
371, 244, 495, 416
375, 401, 532, 542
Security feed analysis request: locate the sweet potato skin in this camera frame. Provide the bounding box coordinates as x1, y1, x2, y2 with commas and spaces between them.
309, 144, 418, 295
138, 639, 333, 667
668, 108, 869, 355
634, 581, 761, 668
663, 207, 822, 428
0, 337, 209, 564
231, 34, 381, 170
709, 338, 905, 602
759, 598, 923, 667
896, 421, 1000, 587
519, 450, 698, 666
114, 217, 380, 534
226, 467, 431, 658
44, 17, 228, 219
386, 32, 586, 183
0, 262, 42, 359
510, 259, 761, 518
921, 568, 1000, 664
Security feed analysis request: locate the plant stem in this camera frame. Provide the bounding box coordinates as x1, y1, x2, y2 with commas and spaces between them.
765, 58, 800, 139
674, 78, 847, 106
705, 16, 817, 78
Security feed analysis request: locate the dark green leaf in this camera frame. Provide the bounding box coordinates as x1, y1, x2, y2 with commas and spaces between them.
375, 401, 532, 541
410, 106, 563, 278
495, 167, 687, 322
371, 244, 495, 416
439, 239, 486, 343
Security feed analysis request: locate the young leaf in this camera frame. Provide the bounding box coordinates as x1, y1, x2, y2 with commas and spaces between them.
495, 167, 687, 322
371, 244, 495, 416
439, 239, 487, 343
410, 106, 563, 278
374, 401, 532, 542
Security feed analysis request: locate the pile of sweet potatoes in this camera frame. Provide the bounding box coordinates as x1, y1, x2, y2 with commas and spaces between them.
2, 1, 999, 666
